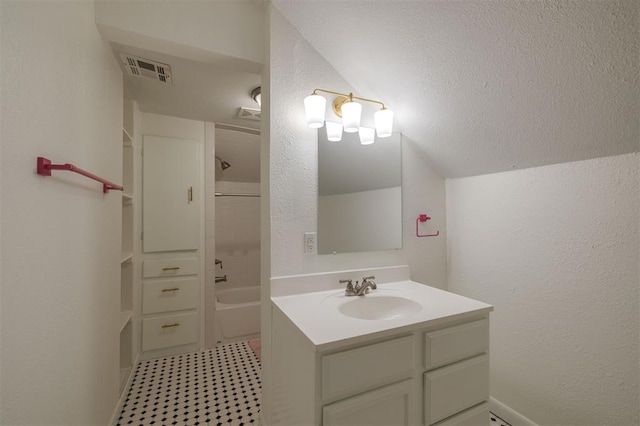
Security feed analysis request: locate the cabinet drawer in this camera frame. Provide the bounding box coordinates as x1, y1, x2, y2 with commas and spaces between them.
431, 402, 489, 426
142, 312, 198, 351
424, 319, 488, 370
322, 336, 414, 401
323, 379, 414, 426
142, 278, 199, 314
143, 258, 199, 278
424, 354, 489, 425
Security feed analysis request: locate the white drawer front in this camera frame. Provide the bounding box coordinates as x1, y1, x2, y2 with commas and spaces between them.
322, 379, 414, 426
142, 278, 199, 314
322, 336, 414, 401
142, 313, 198, 351
425, 319, 489, 370
424, 354, 489, 425
143, 258, 199, 278
432, 402, 489, 426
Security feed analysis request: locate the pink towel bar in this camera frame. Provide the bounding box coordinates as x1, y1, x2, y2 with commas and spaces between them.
37, 157, 123, 193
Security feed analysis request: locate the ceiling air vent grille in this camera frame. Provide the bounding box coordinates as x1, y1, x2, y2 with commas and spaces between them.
237, 107, 261, 121
119, 52, 172, 84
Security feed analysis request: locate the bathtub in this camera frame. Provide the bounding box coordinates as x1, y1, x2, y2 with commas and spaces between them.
214, 286, 261, 343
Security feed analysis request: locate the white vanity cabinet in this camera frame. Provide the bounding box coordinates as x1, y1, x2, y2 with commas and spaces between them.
271, 291, 491, 426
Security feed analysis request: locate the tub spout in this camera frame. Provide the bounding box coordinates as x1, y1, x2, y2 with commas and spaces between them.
215, 275, 227, 283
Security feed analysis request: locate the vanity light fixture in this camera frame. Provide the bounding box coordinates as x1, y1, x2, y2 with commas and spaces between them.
251, 86, 261, 108
304, 88, 393, 143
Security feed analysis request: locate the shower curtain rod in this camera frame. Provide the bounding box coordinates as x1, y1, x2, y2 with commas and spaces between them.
215, 192, 260, 198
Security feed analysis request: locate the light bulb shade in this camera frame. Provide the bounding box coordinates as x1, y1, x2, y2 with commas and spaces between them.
341, 101, 362, 133
304, 94, 326, 128
374, 109, 394, 138
326, 121, 343, 142
358, 127, 375, 145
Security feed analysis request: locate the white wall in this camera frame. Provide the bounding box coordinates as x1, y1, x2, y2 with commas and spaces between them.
268, 8, 446, 284
447, 152, 639, 425
0, 1, 123, 424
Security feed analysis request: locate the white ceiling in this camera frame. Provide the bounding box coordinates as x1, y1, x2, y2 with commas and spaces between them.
114, 43, 261, 130
273, 0, 639, 178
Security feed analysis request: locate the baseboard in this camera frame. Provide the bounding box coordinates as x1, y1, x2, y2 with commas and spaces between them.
109, 353, 140, 426
490, 396, 538, 426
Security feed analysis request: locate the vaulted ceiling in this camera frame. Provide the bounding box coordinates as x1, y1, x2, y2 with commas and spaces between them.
273, 0, 639, 178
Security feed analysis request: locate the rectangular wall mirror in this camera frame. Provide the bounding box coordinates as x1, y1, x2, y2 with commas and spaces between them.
317, 129, 402, 254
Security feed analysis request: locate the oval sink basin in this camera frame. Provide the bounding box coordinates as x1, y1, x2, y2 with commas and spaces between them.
338, 296, 422, 320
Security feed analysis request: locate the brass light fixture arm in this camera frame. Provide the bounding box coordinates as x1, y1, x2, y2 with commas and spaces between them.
312, 88, 387, 118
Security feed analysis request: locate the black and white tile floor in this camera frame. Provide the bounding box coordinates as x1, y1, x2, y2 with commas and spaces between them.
490, 411, 511, 426
118, 340, 509, 426
117, 341, 261, 425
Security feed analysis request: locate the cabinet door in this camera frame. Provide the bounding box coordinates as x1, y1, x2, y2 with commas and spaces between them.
323, 380, 414, 426
143, 136, 199, 252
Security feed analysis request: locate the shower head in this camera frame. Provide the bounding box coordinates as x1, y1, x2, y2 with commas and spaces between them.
215, 156, 231, 170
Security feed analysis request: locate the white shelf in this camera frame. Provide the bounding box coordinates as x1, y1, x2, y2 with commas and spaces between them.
119, 311, 132, 332
122, 193, 133, 204
122, 128, 133, 145
121, 252, 133, 264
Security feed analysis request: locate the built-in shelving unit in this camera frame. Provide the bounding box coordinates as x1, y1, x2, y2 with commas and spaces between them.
119, 311, 133, 332
119, 100, 135, 393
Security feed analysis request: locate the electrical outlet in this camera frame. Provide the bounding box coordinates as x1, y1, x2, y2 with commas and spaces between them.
304, 232, 317, 254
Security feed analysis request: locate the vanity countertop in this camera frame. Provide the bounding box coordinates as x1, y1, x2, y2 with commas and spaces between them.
271, 280, 493, 351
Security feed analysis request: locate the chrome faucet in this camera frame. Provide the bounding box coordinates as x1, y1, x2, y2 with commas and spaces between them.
215, 275, 227, 283
355, 276, 377, 296
341, 276, 377, 296
340, 279, 357, 296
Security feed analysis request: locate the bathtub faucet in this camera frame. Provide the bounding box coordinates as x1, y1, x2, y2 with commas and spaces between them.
215, 259, 223, 269
215, 275, 227, 283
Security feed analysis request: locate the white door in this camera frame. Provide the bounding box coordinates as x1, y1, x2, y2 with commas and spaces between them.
143, 135, 200, 252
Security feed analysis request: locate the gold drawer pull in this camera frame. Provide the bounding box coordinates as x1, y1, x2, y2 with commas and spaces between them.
162, 323, 180, 329
162, 266, 181, 271
161, 287, 180, 292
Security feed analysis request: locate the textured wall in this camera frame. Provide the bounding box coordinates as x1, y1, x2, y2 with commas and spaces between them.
269, 8, 447, 286
0, 1, 122, 423
447, 153, 639, 425
274, 0, 639, 178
